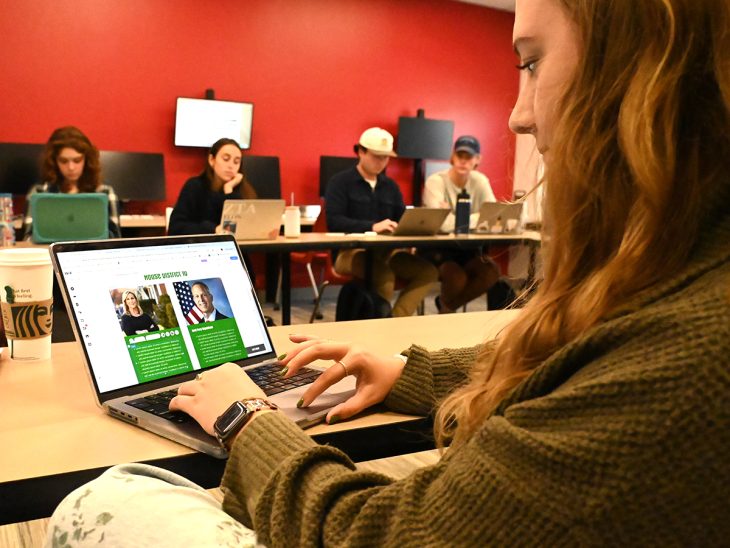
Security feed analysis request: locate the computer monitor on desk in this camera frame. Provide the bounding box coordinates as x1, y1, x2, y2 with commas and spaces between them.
243, 155, 281, 199
99, 150, 166, 201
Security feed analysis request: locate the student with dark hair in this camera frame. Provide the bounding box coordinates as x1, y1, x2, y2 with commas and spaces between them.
46, 0, 730, 545
168, 137, 257, 235
22, 126, 121, 239
325, 127, 439, 317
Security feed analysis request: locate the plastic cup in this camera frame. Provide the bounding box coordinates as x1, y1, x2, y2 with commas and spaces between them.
284, 206, 301, 238
0, 248, 54, 360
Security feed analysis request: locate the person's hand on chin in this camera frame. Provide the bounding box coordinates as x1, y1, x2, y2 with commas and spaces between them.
223, 173, 243, 195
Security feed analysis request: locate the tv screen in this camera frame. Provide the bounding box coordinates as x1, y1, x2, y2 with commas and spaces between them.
396, 116, 454, 160
174, 97, 254, 149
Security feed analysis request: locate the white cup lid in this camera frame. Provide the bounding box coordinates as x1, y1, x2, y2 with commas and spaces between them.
0, 248, 52, 266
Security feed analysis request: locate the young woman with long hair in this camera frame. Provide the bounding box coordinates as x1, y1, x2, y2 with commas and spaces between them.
168, 137, 257, 235
22, 126, 121, 239
46, 0, 729, 545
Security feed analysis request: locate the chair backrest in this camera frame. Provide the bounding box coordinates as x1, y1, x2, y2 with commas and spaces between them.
243, 155, 281, 199
319, 156, 358, 197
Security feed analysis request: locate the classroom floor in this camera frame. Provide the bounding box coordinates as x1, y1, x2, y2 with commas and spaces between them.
258, 282, 489, 326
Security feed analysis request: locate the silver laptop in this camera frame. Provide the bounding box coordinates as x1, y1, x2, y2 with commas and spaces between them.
221, 199, 285, 240
392, 208, 449, 236
50, 234, 355, 458
475, 202, 524, 234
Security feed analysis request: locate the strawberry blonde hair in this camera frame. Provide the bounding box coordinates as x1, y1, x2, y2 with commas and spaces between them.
436, 0, 730, 447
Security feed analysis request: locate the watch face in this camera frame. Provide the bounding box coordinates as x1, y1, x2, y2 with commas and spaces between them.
215, 401, 247, 437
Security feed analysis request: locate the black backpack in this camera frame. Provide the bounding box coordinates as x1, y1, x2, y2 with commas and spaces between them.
335, 281, 392, 321
486, 278, 517, 310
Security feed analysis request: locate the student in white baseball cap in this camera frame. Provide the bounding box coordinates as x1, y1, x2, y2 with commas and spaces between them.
324, 127, 437, 317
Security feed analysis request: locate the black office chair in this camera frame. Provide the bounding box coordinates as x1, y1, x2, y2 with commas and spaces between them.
243, 155, 282, 199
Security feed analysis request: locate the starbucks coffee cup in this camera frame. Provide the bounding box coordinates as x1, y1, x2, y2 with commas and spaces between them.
0, 248, 54, 360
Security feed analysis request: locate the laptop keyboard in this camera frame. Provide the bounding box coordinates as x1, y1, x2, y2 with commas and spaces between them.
125, 364, 323, 423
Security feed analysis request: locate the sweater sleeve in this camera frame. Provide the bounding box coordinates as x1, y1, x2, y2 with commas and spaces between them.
325, 176, 373, 233
221, 379, 590, 547
169, 179, 217, 235
382, 343, 491, 415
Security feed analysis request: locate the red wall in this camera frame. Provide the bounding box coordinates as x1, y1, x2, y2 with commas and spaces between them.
0, 0, 518, 211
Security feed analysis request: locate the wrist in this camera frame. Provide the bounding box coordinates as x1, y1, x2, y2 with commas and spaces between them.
225, 409, 276, 450
214, 398, 278, 451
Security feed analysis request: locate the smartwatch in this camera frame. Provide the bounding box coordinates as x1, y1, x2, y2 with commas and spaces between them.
214, 398, 278, 449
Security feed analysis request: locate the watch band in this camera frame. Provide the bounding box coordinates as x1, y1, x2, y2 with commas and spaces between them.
214, 398, 278, 450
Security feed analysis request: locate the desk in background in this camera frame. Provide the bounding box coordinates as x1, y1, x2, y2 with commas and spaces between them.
240, 231, 542, 325
0, 310, 518, 524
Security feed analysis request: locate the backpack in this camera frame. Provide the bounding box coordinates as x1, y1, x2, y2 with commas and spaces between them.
486, 278, 517, 310
335, 281, 392, 321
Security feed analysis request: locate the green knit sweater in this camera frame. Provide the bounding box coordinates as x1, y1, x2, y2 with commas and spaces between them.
221, 216, 730, 547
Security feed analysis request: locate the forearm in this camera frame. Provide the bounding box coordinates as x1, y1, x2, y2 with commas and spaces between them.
384, 343, 492, 415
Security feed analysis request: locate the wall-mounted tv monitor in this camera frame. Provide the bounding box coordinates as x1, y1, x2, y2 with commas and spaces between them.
396, 116, 454, 160
174, 97, 254, 149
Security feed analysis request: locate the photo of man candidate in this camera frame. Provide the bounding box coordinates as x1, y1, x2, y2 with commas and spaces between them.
191, 281, 230, 322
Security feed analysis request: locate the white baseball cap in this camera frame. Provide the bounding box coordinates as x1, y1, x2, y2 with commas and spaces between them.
358, 127, 397, 157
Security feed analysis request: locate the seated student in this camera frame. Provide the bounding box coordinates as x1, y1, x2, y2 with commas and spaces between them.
22, 126, 121, 239
119, 290, 159, 336
168, 137, 257, 236
325, 127, 438, 317
422, 135, 502, 312
169, 137, 258, 287
45, 0, 730, 545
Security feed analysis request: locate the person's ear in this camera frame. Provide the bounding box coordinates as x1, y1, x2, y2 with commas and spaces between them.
208, 154, 215, 169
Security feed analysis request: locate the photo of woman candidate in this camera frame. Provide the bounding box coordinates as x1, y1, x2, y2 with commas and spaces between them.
168, 138, 257, 236
22, 126, 121, 240
119, 290, 160, 336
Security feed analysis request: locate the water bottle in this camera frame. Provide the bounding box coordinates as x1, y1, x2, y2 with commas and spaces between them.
454, 188, 471, 234
0, 193, 15, 247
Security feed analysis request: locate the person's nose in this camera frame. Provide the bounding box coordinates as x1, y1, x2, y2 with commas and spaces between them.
509, 85, 536, 136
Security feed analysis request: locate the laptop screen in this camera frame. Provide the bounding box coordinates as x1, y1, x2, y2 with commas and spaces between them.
53, 236, 275, 396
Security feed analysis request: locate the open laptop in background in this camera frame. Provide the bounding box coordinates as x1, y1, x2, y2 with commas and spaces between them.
221, 199, 286, 240
49, 234, 356, 458
391, 208, 449, 236
30, 193, 109, 243
475, 202, 524, 234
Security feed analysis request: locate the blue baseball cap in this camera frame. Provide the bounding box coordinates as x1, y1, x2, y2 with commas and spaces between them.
454, 135, 480, 155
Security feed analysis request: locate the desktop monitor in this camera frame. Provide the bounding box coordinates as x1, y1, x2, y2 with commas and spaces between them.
0, 143, 44, 195
396, 116, 454, 160
243, 155, 281, 199
174, 97, 254, 149
319, 156, 358, 197
100, 150, 166, 201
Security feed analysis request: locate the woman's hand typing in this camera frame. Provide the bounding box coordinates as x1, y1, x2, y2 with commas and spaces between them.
280, 334, 406, 423
170, 363, 267, 436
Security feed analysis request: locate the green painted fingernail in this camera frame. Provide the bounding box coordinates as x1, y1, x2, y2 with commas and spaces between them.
279, 366, 288, 376
296, 398, 304, 408
329, 415, 341, 425
277, 353, 287, 361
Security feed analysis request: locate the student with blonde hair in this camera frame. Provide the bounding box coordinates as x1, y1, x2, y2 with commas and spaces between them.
46, 0, 729, 545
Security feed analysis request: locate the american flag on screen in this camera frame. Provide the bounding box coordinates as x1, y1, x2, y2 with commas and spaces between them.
173, 281, 204, 325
